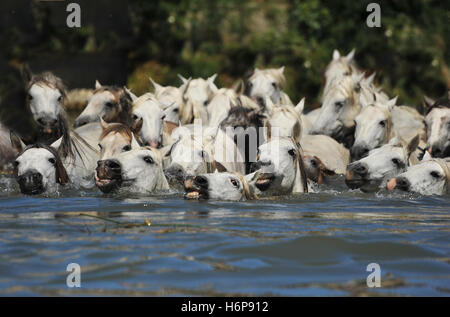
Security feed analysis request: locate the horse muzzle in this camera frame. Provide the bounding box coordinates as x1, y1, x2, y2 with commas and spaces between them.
17, 171, 45, 195
95, 159, 122, 193
37, 117, 59, 135
184, 175, 209, 200
386, 177, 410, 192
345, 162, 369, 189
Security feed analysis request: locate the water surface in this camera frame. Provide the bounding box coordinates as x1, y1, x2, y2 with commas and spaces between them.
0, 176, 449, 296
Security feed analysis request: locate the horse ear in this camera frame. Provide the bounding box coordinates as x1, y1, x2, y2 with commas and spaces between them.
95, 80, 102, 89
55, 158, 69, 185
232, 79, 245, 95
178, 74, 188, 84
365, 72, 376, 86
207, 74, 219, 94
332, 49, 340, 60
131, 117, 143, 135
10, 131, 25, 154
387, 96, 398, 111
295, 98, 305, 114
124, 87, 138, 102
407, 134, 420, 157
346, 49, 355, 62
99, 117, 109, 130
21, 64, 33, 84
423, 95, 435, 110
130, 133, 140, 149
208, 73, 217, 83
215, 161, 228, 173
278, 66, 285, 75
163, 120, 179, 136
149, 77, 163, 93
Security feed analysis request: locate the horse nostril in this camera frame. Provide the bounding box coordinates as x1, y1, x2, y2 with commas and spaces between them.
396, 177, 410, 190
33, 173, 42, 182
105, 160, 120, 169
355, 164, 367, 175
194, 175, 208, 186
432, 147, 442, 157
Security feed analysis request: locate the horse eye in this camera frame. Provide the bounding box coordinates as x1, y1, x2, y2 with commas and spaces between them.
57, 96, 62, 102
203, 100, 209, 106
143, 156, 154, 164
430, 171, 441, 178
311, 159, 318, 168
173, 108, 179, 113
343, 71, 350, 76
14, 161, 19, 167
48, 158, 56, 165
27, 94, 33, 100
288, 149, 296, 157
379, 120, 386, 127
335, 101, 344, 109
200, 150, 206, 158
98, 143, 103, 150
105, 102, 114, 108
230, 178, 239, 188
271, 82, 277, 89
133, 114, 139, 121
392, 158, 400, 165
161, 114, 166, 120
122, 145, 131, 152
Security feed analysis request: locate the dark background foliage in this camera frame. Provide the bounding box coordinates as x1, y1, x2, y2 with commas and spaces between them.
1, 0, 449, 125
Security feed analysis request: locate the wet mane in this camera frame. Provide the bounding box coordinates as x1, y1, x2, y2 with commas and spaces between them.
27, 72, 67, 99
100, 123, 133, 143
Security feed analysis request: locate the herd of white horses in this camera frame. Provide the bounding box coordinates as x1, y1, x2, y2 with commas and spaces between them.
0, 49, 449, 200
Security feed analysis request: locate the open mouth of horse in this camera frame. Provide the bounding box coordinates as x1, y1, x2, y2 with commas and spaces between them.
183, 177, 209, 200
95, 168, 122, 193
255, 173, 275, 191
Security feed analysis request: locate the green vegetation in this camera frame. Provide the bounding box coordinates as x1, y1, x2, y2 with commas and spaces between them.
2, 0, 449, 111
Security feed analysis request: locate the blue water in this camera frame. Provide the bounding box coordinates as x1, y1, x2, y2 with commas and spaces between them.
0, 176, 449, 296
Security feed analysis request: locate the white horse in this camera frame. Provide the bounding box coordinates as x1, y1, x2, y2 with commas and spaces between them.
386, 158, 450, 195
423, 93, 450, 158
351, 98, 398, 160
246, 67, 293, 108
22, 66, 67, 143
149, 77, 181, 123
95, 146, 169, 194
128, 93, 167, 148
184, 171, 257, 201
97, 120, 141, 160
324, 49, 359, 96
311, 73, 364, 148
177, 74, 217, 125
11, 117, 99, 195
248, 136, 308, 196
346, 135, 420, 192
264, 98, 305, 141
0, 123, 15, 169
73, 80, 133, 128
